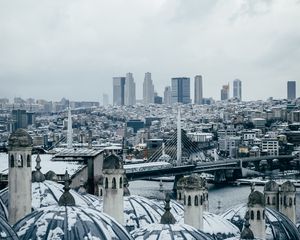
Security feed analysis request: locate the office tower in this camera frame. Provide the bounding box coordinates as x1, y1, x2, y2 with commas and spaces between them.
11, 109, 34, 131
164, 86, 172, 105
233, 79, 242, 101
221, 84, 229, 101
287, 81, 296, 100
194, 75, 203, 104
171, 77, 191, 104
113, 77, 126, 105
124, 73, 136, 106
143, 72, 155, 105
103, 94, 109, 106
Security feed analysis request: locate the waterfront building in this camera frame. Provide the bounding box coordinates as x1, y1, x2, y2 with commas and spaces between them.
171, 77, 191, 104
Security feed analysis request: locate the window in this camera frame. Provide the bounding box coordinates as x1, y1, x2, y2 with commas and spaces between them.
184, 195, 186, 205
250, 211, 254, 220
267, 196, 270, 205
188, 196, 191, 206
200, 196, 203, 205
263, 210, 265, 219
257, 210, 261, 220
272, 197, 276, 205
100, 189, 103, 196
10, 155, 14, 168
112, 177, 116, 189
27, 155, 31, 167
195, 196, 199, 206
178, 192, 182, 200
105, 178, 108, 189
17, 154, 23, 167
119, 177, 123, 189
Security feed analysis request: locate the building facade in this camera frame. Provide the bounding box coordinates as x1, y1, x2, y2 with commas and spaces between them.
124, 73, 136, 106
113, 77, 126, 105
287, 81, 296, 100
171, 77, 191, 104
194, 75, 203, 104
221, 84, 229, 101
143, 72, 155, 105
164, 86, 172, 105
233, 79, 242, 101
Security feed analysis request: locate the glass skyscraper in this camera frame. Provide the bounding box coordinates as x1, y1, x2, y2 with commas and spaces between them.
171, 77, 191, 104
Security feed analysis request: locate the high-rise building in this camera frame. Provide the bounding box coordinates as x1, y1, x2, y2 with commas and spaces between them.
103, 94, 109, 106
164, 86, 172, 105
11, 109, 35, 131
113, 77, 126, 105
143, 72, 155, 105
124, 73, 136, 106
194, 75, 203, 104
221, 84, 229, 101
233, 79, 242, 101
287, 81, 296, 100
171, 77, 191, 104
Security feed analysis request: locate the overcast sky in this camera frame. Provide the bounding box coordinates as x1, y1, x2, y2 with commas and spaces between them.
0, 0, 299, 102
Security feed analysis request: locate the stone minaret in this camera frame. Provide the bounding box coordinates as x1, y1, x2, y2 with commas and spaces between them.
279, 181, 296, 224
102, 154, 124, 224
183, 174, 204, 230
8, 129, 33, 224
264, 180, 279, 210
202, 178, 209, 212
248, 190, 266, 240
176, 176, 186, 204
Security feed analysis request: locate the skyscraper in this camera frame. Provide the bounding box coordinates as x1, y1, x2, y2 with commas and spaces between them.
221, 84, 229, 101
143, 72, 155, 105
124, 73, 136, 106
113, 77, 125, 105
287, 81, 296, 100
103, 93, 109, 106
171, 77, 191, 104
194, 75, 203, 104
164, 86, 172, 105
233, 79, 242, 101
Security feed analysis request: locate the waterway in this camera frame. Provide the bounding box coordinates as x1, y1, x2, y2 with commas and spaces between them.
129, 180, 300, 223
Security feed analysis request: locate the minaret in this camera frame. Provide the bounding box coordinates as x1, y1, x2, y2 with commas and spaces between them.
279, 181, 296, 224
263, 180, 279, 210
102, 154, 124, 224
240, 211, 255, 240
8, 129, 33, 224
58, 171, 75, 206
32, 154, 45, 183
183, 174, 204, 230
248, 190, 266, 240
67, 106, 73, 149
160, 193, 176, 224
176, 107, 182, 166
202, 178, 209, 211
176, 176, 186, 204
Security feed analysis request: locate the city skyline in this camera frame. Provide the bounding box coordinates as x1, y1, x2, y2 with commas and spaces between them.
0, 1, 299, 101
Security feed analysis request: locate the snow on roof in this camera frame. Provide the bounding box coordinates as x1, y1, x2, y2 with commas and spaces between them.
0, 153, 84, 175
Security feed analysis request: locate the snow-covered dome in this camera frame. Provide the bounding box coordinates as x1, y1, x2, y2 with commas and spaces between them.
13, 205, 132, 240
13, 173, 132, 240
221, 204, 300, 240
0, 180, 100, 212
131, 224, 213, 240
131, 195, 213, 240
0, 215, 19, 240
264, 180, 279, 192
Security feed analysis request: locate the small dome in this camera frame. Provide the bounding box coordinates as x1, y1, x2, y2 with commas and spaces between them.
248, 191, 265, 206
8, 129, 32, 148
281, 181, 296, 192
13, 205, 132, 240
184, 174, 204, 189
221, 204, 300, 240
0, 215, 19, 240
0, 181, 99, 211
131, 224, 213, 240
264, 181, 279, 192
176, 177, 186, 189
44, 170, 58, 181
103, 154, 122, 169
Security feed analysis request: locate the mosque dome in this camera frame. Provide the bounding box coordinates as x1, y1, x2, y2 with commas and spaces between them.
13, 204, 132, 240
0, 215, 19, 240
131, 224, 214, 240
264, 180, 279, 192
13, 172, 132, 240
221, 204, 300, 240
8, 129, 32, 148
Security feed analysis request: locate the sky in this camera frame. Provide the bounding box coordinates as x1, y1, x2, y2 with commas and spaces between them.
0, 0, 299, 102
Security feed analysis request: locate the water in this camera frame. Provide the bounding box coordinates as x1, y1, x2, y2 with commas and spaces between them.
129, 180, 300, 222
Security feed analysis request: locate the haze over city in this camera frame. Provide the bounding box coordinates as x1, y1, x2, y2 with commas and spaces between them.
0, 0, 299, 102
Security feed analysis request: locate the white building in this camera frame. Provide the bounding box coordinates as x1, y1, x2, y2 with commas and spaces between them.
261, 138, 279, 156
124, 72, 136, 106
143, 72, 155, 105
